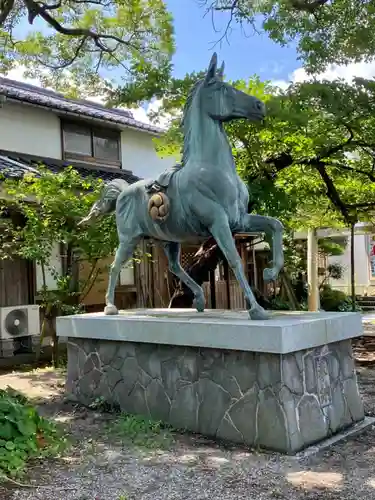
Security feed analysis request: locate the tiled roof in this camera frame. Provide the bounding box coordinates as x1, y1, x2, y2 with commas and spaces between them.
0, 149, 140, 184
0, 77, 163, 135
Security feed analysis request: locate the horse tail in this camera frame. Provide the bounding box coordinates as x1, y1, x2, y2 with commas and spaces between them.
78, 179, 128, 226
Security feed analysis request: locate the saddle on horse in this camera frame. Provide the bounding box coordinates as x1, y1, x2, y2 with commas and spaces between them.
145, 163, 183, 194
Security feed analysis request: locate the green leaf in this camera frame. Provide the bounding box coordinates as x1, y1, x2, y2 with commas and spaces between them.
16, 420, 37, 437
5, 441, 15, 451
0, 421, 14, 440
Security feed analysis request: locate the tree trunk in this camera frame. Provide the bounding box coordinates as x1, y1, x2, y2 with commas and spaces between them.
169, 237, 272, 310
279, 269, 300, 310
169, 238, 223, 308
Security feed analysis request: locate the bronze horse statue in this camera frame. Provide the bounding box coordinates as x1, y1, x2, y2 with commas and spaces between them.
80, 53, 284, 320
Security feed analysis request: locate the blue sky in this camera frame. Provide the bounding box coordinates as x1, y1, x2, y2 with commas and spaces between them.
166, 0, 300, 82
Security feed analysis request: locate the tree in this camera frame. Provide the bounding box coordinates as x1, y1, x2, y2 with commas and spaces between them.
0, 167, 118, 365
153, 71, 375, 306
0, 0, 174, 101
201, 0, 375, 73
156, 74, 375, 226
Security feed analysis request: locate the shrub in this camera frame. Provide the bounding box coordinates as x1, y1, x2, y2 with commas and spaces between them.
269, 296, 292, 310
320, 285, 361, 312
0, 387, 66, 479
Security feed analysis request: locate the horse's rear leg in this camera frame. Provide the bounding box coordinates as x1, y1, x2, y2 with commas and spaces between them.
163, 242, 205, 312
210, 220, 269, 320
105, 237, 140, 315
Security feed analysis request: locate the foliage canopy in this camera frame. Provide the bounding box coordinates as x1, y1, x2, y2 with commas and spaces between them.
0, 167, 118, 363
0, 0, 174, 101
201, 0, 375, 73
154, 72, 375, 228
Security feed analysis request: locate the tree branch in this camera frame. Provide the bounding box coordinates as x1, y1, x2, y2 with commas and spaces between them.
262, 151, 294, 179
328, 161, 375, 182
318, 125, 354, 159
70, 0, 112, 4
313, 160, 353, 222
346, 202, 375, 209
0, 0, 14, 25
23, 0, 140, 54
36, 35, 88, 69
37, 0, 61, 10
204, 0, 328, 16
288, 0, 329, 13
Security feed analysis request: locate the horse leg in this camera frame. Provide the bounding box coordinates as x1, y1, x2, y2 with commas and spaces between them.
210, 220, 269, 320
163, 241, 205, 312
105, 237, 140, 315
241, 214, 284, 282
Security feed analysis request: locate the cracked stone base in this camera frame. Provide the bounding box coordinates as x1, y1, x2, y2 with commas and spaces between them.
65, 337, 365, 454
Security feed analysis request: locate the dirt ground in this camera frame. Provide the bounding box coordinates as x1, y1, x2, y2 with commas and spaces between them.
1, 339, 375, 500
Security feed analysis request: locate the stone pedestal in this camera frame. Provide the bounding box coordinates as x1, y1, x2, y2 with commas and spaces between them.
56, 309, 365, 454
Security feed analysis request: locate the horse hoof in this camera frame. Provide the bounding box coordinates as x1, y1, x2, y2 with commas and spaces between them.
193, 296, 205, 313
263, 267, 277, 282
249, 305, 270, 321
104, 304, 119, 315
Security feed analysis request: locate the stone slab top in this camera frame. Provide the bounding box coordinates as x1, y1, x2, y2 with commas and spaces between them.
56, 308, 363, 354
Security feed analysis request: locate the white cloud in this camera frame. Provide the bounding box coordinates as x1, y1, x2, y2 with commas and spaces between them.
132, 100, 160, 125
131, 99, 172, 129
272, 60, 375, 90
5, 66, 43, 87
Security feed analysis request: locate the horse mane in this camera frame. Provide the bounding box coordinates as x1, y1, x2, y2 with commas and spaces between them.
180, 79, 205, 165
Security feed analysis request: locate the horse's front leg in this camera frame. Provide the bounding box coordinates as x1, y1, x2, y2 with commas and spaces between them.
240, 214, 284, 282
210, 219, 269, 320
104, 237, 140, 315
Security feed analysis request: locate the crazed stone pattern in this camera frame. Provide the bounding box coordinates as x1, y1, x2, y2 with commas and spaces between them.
66, 338, 364, 453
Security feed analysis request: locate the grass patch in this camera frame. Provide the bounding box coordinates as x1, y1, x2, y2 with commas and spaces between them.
0, 386, 68, 481
108, 413, 175, 449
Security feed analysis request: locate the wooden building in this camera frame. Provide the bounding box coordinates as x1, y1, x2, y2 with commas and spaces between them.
114, 235, 269, 313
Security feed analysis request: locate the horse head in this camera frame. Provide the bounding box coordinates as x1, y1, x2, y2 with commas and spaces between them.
199, 53, 266, 123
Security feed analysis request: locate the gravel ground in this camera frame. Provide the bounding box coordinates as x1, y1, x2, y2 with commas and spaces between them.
1, 339, 375, 500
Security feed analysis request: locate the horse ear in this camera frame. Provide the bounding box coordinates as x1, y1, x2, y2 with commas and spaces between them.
205, 52, 218, 83
217, 61, 225, 80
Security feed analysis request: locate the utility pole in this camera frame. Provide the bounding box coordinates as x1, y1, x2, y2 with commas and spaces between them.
350, 223, 356, 311
307, 228, 319, 312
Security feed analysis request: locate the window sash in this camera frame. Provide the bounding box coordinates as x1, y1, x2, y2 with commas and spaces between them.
62, 122, 121, 164
63, 123, 92, 156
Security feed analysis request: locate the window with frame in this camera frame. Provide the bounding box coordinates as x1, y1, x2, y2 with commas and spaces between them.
62, 121, 121, 167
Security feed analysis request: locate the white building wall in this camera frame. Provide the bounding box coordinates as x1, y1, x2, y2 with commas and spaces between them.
121, 128, 175, 180
328, 234, 371, 294
35, 243, 63, 291
0, 101, 62, 159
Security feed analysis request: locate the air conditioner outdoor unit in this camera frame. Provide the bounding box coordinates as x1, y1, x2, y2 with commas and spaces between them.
0, 305, 40, 340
